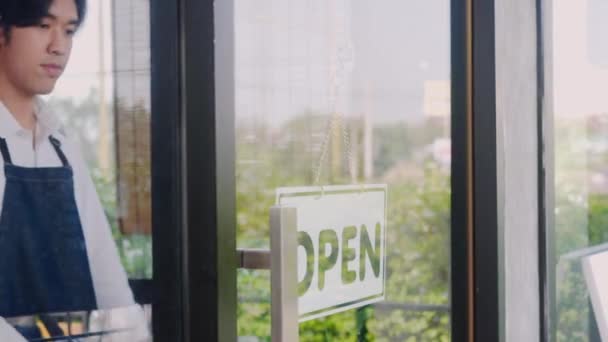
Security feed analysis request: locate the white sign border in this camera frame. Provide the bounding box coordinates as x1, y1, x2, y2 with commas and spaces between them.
276, 184, 388, 322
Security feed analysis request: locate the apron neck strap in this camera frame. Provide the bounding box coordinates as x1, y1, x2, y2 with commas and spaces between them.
49, 136, 70, 168
0, 138, 13, 165
0, 136, 69, 167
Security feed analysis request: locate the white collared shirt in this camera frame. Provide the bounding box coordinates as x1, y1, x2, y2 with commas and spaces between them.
0, 99, 147, 340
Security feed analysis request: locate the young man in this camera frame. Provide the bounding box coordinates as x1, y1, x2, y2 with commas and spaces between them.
0, 0, 148, 340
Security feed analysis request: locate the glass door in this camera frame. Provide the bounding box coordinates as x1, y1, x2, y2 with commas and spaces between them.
221, 1, 455, 340
142, 0, 468, 340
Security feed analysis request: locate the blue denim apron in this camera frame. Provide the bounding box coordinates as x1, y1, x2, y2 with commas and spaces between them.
0, 136, 97, 318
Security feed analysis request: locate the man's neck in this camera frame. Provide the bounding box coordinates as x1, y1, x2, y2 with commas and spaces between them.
0, 85, 37, 131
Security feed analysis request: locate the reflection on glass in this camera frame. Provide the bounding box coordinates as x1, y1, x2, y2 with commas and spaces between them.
550, 0, 608, 340
0, 0, 152, 340
51, 0, 152, 279
233, 0, 451, 340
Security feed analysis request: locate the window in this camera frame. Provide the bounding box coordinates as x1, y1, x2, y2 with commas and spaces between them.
231, 1, 453, 340
544, 0, 608, 340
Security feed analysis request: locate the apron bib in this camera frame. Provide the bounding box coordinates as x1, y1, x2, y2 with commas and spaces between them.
0, 136, 97, 317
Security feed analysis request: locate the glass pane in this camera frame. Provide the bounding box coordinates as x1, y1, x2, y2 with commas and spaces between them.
549, 1, 608, 340
232, 1, 451, 340
0, 0, 151, 339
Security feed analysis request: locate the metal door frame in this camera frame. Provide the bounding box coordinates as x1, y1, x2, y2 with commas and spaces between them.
147, 0, 504, 341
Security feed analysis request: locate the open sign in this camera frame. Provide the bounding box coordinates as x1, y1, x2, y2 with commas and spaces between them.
276, 185, 387, 322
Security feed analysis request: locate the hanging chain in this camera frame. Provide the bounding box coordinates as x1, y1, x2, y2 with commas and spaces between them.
313, 1, 356, 186
341, 111, 355, 183
313, 63, 355, 185
313, 114, 337, 185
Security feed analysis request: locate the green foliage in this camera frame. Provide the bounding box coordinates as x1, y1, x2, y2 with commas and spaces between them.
588, 195, 608, 244
91, 168, 152, 279
236, 114, 451, 341
50, 89, 110, 170
556, 259, 590, 342
52, 91, 153, 280
237, 270, 271, 340
554, 119, 608, 340
555, 193, 608, 341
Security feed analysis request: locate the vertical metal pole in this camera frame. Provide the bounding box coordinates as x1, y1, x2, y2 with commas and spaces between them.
270, 206, 299, 342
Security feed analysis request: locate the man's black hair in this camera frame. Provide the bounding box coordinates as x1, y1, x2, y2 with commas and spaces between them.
0, 0, 87, 36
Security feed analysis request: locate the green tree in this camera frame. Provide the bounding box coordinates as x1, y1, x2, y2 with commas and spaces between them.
236, 113, 451, 341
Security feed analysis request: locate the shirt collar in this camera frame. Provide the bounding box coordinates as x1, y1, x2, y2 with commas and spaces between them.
0, 101, 23, 138
0, 98, 62, 141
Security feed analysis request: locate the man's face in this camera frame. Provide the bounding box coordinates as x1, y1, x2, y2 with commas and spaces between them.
0, 0, 79, 96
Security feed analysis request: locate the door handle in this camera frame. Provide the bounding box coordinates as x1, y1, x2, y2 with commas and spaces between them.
237, 249, 270, 270
236, 206, 298, 342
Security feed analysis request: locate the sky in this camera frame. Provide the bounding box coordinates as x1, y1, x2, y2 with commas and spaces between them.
551, 0, 608, 117
47, 0, 451, 125
44, 0, 608, 120
233, 0, 451, 126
